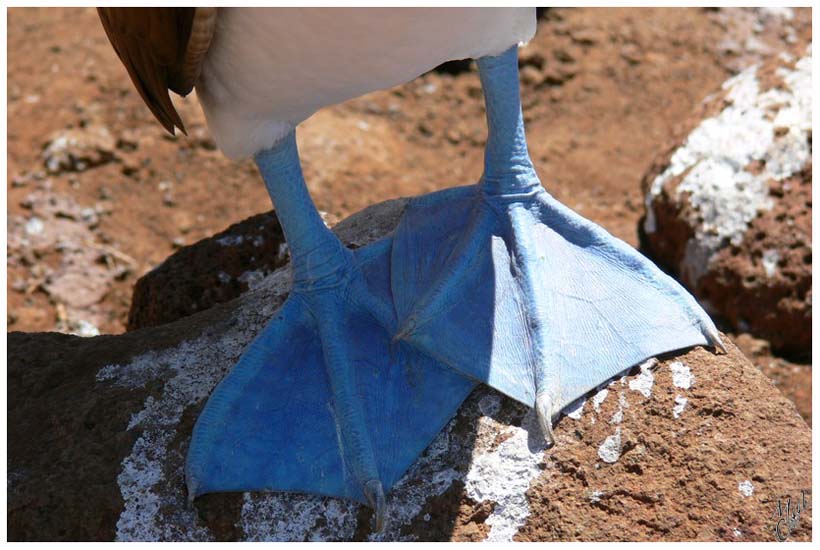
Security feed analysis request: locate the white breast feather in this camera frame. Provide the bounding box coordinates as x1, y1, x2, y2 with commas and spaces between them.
196, 8, 536, 159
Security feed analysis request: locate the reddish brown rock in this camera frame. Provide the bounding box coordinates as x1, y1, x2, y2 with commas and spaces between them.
7, 189, 125, 336
8, 196, 811, 542
641, 48, 811, 357
732, 332, 811, 426
42, 124, 117, 174
518, 343, 811, 541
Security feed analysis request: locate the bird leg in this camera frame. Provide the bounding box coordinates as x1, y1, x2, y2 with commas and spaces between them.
186, 131, 475, 531
185, 47, 723, 525
391, 45, 724, 444
255, 131, 390, 527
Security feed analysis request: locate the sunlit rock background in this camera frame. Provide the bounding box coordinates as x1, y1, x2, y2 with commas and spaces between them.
7, 6, 812, 542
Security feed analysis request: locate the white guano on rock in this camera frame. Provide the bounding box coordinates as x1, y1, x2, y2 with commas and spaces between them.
644, 46, 812, 284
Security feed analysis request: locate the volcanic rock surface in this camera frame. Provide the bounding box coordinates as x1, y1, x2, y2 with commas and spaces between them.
8, 6, 811, 421
641, 46, 812, 357
127, 211, 288, 330
7, 188, 131, 336
41, 124, 117, 175
8, 197, 811, 542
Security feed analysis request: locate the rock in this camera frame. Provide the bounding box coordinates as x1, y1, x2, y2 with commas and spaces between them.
518, 44, 545, 69
641, 47, 811, 356
518, 346, 811, 541
568, 27, 599, 46
8, 195, 811, 541
7, 190, 127, 334
520, 65, 544, 87
620, 43, 643, 65
732, 333, 812, 426
42, 124, 117, 174
707, 8, 809, 73
127, 211, 288, 331
45, 267, 111, 309
542, 61, 577, 86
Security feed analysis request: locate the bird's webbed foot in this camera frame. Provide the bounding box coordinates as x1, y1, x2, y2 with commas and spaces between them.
391, 183, 724, 443
388, 44, 723, 442
186, 237, 475, 531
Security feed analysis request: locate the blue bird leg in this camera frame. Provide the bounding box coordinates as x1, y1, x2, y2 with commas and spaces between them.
187, 129, 477, 531
254, 131, 388, 524
391, 45, 725, 444
255, 132, 352, 288
186, 126, 477, 530
476, 47, 561, 441
476, 46, 539, 196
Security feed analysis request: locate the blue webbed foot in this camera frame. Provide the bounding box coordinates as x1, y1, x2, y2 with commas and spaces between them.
391, 184, 723, 443
185, 42, 725, 527
186, 238, 475, 528
391, 44, 723, 443
185, 132, 475, 530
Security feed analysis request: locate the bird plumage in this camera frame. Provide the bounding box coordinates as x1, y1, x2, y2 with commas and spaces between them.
97, 7, 216, 134
196, 8, 535, 158
98, 7, 535, 157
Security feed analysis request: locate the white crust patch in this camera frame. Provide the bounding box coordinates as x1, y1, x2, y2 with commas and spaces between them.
465, 409, 547, 542
644, 46, 812, 284
597, 428, 622, 464
670, 361, 695, 390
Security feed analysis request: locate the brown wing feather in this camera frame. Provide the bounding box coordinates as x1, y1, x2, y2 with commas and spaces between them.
97, 7, 195, 134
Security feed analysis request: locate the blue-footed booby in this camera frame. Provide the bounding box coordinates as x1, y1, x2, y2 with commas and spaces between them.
98, 7, 723, 530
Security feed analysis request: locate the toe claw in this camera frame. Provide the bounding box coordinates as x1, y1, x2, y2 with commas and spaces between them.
186, 479, 198, 506
535, 393, 556, 447
705, 326, 728, 354
364, 479, 386, 532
